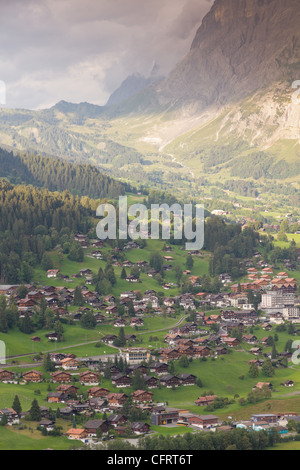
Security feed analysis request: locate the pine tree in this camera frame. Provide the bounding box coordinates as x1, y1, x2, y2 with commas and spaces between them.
73, 286, 84, 307
121, 267, 127, 280
29, 399, 41, 421
12, 395, 22, 416
271, 343, 277, 360
43, 353, 55, 372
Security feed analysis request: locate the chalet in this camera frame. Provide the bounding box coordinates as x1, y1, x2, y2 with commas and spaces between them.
131, 390, 153, 403
91, 251, 103, 260
195, 395, 217, 406
150, 362, 169, 375
111, 374, 132, 388
242, 335, 258, 344
46, 332, 59, 341
283, 380, 294, 388
47, 269, 60, 279
22, 370, 43, 383
125, 334, 137, 343
0, 369, 15, 383
100, 365, 120, 377
160, 348, 181, 362
160, 375, 181, 388
56, 384, 78, 396
194, 346, 211, 358
47, 392, 66, 404
39, 420, 55, 432
102, 335, 117, 345
80, 269, 92, 277
87, 387, 110, 398
88, 398, 107, 412
126, 364, 148, 376
131, 422, 150, 435
144, 376, 159, 389
276, 272, 289, 279
108, 414, 128, 427
94, 313, 105, 323
126, 275, 139, 283
61, 358, 79, 370
27, 291, 43, 302
164, 334, 182, 345
71, 403, 91, 415
105, 306, 117, 316
66, 429, 88, 441
222, 337, 240, 348
177, 345, 194, 357
130, 318, 144, 328
250, 347, 262, 356
120, 291, 136, 300
252, 382, 272, 391
49, 353, 68, 363
178, 374, 196, 386
0, 408, 20, 425
51, 371, 72, 383
261, 337, 269, 346
107, 393, 128, 409
18, 298, 36, 312
114, 319, 126, 328
79, 371, 99, 386
215, 347, 228, 356
84, 419, 109, 437
92, 240, 104, 248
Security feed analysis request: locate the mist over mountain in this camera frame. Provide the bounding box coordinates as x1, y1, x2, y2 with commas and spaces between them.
129, 0, 300, 113
0, 0, 299, 191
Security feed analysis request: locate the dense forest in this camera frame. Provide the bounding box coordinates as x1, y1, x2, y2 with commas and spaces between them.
0, 147, 128, 199
0, 181, 96, 283
205, 217, 259, 278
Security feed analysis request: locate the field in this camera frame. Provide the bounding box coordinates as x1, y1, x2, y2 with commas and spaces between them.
31, 239, 210, 298
0, 425, 82, 451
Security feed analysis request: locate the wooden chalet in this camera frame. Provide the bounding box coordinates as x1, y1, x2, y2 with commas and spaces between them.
84, 419, 109, 437
131, 390, 153, 403
149, 362, 169, 375
87, 387, 110, 398
79, 371, 99, 385
22, 370, 43, 383
178, 374, 196, 386
0, 369, 15, 382
107, 393, 128, 409
111, 374, 132, 388
51, 371, 72, 383
195, 395, 217, 406
159, 375, 181, 388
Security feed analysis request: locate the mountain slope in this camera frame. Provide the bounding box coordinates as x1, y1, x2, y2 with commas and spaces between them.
154, 0, 300, 111
0, 0, 299, 195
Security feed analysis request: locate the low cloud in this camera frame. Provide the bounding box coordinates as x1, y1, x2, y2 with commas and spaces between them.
0, 0, 213, 109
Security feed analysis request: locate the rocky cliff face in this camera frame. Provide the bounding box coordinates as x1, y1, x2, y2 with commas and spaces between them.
155, 0, 300, 111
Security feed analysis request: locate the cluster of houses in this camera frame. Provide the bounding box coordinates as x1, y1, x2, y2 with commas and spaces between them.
231, 268, 298, 295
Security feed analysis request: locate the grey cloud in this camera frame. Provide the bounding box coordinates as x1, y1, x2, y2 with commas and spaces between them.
0, 0, 213, 109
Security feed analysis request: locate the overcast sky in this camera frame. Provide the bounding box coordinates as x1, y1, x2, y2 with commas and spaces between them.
0, 0, 213, 110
